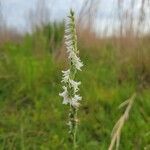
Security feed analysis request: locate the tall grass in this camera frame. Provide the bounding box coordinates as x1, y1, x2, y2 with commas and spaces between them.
109, 93, 136, 150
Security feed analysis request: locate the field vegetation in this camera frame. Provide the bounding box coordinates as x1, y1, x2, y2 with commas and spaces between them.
0, 0, 149, 149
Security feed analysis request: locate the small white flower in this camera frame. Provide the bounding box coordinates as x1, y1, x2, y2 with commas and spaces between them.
71, 95, 82, 107
65, 21, 72, 28
64, 34, 72, 40
59, 86, 70, 105
65, 28, 71, 34
74, 57, 83, 71
66, 46, 73, 53
70, 80, 81, 93
74, 94, 82, 101
69, 51, 83, 70
61, 69, 70, 83
67, 121, 72, 128
65, 41, 73, 47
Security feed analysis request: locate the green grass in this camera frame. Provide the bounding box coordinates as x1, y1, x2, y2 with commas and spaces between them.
0, 25, 149, 149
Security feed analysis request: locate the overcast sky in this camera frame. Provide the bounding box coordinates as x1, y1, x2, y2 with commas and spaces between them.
1, 0, 85, 32
0, 0, 149, 34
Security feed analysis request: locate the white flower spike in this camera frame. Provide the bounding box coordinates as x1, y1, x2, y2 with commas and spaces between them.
59, 9, 84, 148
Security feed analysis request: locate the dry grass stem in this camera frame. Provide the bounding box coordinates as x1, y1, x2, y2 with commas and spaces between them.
108, 93, 136, 150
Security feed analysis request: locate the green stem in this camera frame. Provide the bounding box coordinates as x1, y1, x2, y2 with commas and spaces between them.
73, 108, 77, 150
69, 105, 78, 149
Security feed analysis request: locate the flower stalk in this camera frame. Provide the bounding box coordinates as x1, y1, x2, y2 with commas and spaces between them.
59, 9, 83, 149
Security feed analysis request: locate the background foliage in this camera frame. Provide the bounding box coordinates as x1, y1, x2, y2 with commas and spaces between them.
0, 21, 149, 149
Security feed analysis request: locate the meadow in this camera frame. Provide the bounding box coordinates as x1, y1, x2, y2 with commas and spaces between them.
0, 21, 150, 150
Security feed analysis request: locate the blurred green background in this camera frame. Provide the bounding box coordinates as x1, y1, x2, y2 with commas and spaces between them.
0, 22, 149, 149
